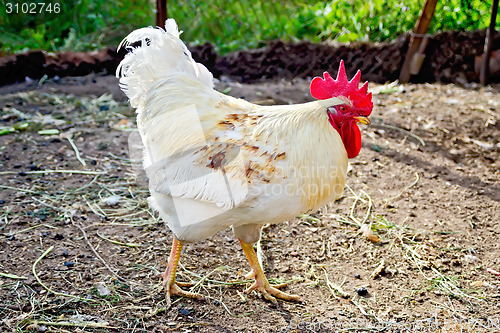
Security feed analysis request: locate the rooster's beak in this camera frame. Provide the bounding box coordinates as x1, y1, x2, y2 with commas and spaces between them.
354, 116, 370, 125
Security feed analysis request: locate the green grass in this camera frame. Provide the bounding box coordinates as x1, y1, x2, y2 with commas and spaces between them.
0, 0, 496, 55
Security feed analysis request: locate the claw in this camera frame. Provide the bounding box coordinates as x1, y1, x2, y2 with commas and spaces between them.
162, 237, 203, 306
244, 280, 301, 303
164, 282, 203, 307
239, 238, 302, 303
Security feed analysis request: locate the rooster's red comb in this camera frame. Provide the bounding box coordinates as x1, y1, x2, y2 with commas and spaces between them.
310, 60, 373, 115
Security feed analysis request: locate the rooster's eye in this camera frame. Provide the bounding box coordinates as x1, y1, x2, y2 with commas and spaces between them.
339, 106, 347, 113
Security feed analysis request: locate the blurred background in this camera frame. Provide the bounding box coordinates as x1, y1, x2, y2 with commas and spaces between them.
0, 0, 494, 55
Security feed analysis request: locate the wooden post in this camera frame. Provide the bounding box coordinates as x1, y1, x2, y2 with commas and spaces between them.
399, 0, 439, 83
156, 0, 168, 28
480, 0, 499, 85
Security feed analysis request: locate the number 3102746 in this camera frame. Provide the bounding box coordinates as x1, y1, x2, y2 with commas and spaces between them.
5, 2, 61, 14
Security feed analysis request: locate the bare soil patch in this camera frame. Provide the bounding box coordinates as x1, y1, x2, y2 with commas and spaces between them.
0, 75, 499, 332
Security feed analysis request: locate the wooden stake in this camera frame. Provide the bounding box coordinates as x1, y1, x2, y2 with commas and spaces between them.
399, 0, 439, 83
156, 0, 167, 29
480, 0, 499, 85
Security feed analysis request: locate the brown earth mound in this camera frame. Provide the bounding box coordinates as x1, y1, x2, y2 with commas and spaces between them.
0, 48, 125, 87
0, 30, 499, 87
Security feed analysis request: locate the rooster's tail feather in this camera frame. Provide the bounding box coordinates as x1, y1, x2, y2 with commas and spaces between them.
116, 19, 213, 108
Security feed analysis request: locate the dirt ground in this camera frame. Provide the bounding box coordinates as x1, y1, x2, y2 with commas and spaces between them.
0, 74, 499, 332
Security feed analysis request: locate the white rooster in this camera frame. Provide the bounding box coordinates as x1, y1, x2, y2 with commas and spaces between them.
117, 19, 372, 304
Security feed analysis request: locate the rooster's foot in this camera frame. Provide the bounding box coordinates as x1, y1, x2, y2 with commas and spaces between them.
163, 281, 203, 306
162, 237, 203, 306
245, 279, 301, 303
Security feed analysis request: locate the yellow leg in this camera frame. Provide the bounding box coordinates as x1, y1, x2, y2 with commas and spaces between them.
239, 238, 301, 303
161, 237, 203, 306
